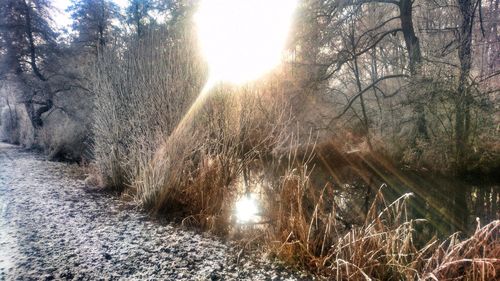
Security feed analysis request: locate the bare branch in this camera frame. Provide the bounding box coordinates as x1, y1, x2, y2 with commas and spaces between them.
329, 74, 409, 123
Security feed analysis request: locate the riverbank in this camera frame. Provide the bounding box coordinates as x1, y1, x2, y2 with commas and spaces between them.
0, 143, 309, 280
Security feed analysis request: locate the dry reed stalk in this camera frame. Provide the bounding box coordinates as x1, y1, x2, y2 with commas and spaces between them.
268, 170, 499, 280
422, 220, 499, 281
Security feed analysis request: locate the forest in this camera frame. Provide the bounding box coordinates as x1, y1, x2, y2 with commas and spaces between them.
0, 0, 499, 279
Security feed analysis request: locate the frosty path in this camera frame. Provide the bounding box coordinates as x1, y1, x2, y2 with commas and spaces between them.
0, 143, 305, 280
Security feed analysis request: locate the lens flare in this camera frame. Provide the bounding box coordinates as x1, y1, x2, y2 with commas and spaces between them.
195, 0, 297, 84
235, 193, 259, 223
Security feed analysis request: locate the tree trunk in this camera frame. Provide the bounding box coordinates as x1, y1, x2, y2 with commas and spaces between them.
350, 18, 373, 151
399, 0, 428, 141
135, 3, 142, 38
455, 0, 475, 172
399, 0, 422, 75
23, 0, 46, 81
355, 57, 373, 151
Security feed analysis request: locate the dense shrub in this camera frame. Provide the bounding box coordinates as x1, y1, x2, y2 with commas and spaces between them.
91, 26, 206, 189
39, 109, 89, 161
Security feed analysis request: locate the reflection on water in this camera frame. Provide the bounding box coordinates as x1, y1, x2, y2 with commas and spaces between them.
381, 172, 499, 237
304, 159, 499, 238
254, 155, 498, 239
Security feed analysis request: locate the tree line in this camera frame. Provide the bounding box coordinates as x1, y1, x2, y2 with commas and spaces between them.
0, 0, 498, 174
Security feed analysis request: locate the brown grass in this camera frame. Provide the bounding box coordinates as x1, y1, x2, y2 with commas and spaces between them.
422, 220, 499, 280
265, 169, 499, 280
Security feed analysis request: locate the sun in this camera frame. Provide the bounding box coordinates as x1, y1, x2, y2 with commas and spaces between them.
195, 0, 297, 85
170, 0, 297, 142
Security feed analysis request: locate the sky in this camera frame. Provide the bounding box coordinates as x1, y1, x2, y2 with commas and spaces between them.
51, 0, 129, 30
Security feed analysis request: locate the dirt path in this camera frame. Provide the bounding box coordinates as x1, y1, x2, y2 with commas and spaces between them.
0, 143, 305, 280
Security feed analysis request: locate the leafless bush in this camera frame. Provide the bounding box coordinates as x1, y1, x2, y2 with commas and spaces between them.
0, 83, 35, 147
91, 26, 205, 189
38, 109, 88, 161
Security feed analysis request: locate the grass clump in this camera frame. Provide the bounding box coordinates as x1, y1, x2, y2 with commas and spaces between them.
265, 170, 499, 280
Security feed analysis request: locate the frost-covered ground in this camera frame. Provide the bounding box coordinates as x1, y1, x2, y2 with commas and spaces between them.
0, 143, 309, 280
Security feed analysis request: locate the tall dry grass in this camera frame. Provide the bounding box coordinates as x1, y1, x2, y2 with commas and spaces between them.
264, 166, 499, 280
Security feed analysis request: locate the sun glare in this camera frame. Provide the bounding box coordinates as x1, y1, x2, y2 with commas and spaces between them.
170, 0, 297, 152
195, 0, 297, 85
235, 193, 259, 223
